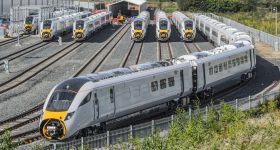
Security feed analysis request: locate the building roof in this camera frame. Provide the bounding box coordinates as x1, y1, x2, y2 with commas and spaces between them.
110, 0, 146, 6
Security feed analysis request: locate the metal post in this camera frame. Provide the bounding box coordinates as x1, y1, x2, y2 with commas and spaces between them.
53, 143, 57, 150
11, 0, 14, 7
78, 0, 81, 12
235, 99, 238, 111
0, 0, 3, 16
81, 137, 84, 150
58, 36, 62, 45
88, 0, 90, 13
171, 115, 174, 125
189, 105, 192, 119
262, 93, 264, 104
130, 125, 133, 138
107, 131, 110, 147
20, 0, 23, 6
274, 7, 278, 36
151, 120, 155, 134
35, 0, 37, 5
3, 60, 10, 74
41, 0, 43, 5
205, 106, 208, 121
28, 0, 30, 6
248, 95, 251, 109
15, 6, 21, 47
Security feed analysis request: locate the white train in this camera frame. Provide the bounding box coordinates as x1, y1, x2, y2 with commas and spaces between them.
131, 11, 150, 41
40, 11, 91, 41
73, 11, 112, 41
194, 15, 252, 46
24, 10, 76, 34
172, 11, 196, 42
155, 10, 171, 41
39, 16, 256, 141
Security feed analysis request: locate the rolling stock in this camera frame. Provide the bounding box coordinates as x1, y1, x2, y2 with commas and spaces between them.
131, 11, 150, 41
155, 10, 171, 41
40, 11, 91, 41
172, 11, 196, 42
73, 11, 112, 41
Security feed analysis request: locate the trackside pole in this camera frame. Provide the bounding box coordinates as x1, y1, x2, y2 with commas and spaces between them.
58, 36, 62, 45
3, 60, 10, 74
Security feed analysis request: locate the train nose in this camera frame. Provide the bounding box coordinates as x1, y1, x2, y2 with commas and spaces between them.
40, 119, 66, 140
42, 32, 50, 39
184, 32, 193, 39
134, 32, 142, 40
160, 32, 168, 40
75, 32, 84, 39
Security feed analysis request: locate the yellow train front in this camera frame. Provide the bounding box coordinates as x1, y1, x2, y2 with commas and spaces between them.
24, 16, 38, 34
40, 19, 54, 41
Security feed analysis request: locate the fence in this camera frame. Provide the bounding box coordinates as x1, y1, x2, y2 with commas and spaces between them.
41, 88, 280, 150
206, 13, 280, 52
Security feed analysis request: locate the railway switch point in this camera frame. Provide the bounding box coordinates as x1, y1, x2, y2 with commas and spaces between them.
58, 37, 62, 46
3, 59, 10, 74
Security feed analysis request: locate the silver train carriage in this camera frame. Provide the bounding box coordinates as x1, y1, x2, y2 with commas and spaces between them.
172, 11, 196, 42
131, 11, 150, 41
73, 11, 112, 41
24, 10, 76, 34
39, 40, 256, 141
155, 10, 171, 41
194, 15, 252, 46
40, 11, 91, 41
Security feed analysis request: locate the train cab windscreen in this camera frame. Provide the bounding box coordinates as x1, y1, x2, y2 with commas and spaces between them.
134, 20, 142, 30
184, 20, 193, 30
75, 20, 84, 30
46, 91, 76, 111
43, 20, 52, 29
25, 16, 33, 24
159, 19, 168, 30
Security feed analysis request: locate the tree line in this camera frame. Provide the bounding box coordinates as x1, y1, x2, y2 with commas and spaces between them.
172, 0, 279, 12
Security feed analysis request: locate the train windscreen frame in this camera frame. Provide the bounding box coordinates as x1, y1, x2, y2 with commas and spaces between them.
159, 19, 168, 30
75, 20, 84, 30
43, 20, 52, 29
134, 20, 142, 30
46, 91, 76, 111
184, 20, 193, 30
25, 16, 33, 24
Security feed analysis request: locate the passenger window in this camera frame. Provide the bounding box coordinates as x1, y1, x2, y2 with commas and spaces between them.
160, 79, 167, 89
240, 57, 244, 64
168, 77, 175, 87
244, 55, 248, 63
79, 93, 91, 107
232, 59, 236, 67
110, 88, 114, 103
214, 65, 218, 73
236, 58, 240, 65
219, 64, 223, 72
151, 81, 158, 92
223, 62, 227, 70
209, 67, 213, 75
228, 60, 232, 68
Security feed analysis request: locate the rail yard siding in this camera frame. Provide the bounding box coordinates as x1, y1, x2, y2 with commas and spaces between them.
207, 13, 280, 52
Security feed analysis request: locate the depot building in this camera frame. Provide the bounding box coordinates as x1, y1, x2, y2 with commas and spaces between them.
108, 0, 147, 18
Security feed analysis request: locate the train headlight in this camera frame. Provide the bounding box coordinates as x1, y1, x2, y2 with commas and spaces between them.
64, 111, 75, 121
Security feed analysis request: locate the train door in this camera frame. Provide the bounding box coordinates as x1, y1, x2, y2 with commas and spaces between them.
93, 92, 99, 120
109, 87, 116, 117
77, 92, 94, 129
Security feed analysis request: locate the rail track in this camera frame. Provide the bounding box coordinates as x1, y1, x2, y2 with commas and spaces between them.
0, 42, 84, 94
158, 41, 173, 61
0, 24, 130, 146
0, 35, 31, 47
0, 42, 49, 66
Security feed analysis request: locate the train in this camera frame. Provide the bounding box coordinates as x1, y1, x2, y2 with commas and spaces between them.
131, 11, 150, 41
24, 10, 76, 34
194, 15, 252, 46
155, 10, 171, 41
172, 11, 196, 42
40, 11, 91, 41
39, 14, 256, 141
73, 11, 112, 41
